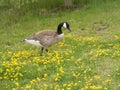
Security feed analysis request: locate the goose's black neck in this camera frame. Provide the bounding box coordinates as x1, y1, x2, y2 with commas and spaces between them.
57, 23, 63, 34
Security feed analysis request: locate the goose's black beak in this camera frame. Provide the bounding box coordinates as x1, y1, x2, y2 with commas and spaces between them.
68, 27, 71, 32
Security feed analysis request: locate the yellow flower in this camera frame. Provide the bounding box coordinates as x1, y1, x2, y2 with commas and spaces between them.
0, 52, 2, 54
59, 67, 64, 74
0, 68, 3, 73
90, 85, 102, 90
74, 83, 78, 86
44, 84, 48, 87
0, 77, 2, 79
63, 84, 67, 87
36, 77, 41, 81
13, 53, 21, 58
67, 87, 71, 90
104, 87, 108, 90
12, 88, 16, 90
44, 73, 48, 78
25, 84, 31, 89
15, 82, 19, 87
94, 75, 101, 80
7, 51, 12, 55
104, 79, 111, 83
55, 77, 59, 81
55, 73, 60, 82
114, 35, 119, 39
107, 74, 111, 77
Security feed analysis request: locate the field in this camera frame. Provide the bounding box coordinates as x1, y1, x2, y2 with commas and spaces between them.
0, 1, 120, 90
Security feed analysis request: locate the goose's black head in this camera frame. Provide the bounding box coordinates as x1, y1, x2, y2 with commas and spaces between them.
57, 22, 71, 34
62, 22, 71, 31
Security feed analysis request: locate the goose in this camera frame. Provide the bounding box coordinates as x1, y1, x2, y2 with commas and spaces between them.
23, 22, 71, 56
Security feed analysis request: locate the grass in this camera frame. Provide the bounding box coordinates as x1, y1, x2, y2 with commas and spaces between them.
0, 1, 120, 90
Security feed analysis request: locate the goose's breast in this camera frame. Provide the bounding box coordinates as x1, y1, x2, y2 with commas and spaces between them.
52, 34, 64, 44
56, 34, 64, 41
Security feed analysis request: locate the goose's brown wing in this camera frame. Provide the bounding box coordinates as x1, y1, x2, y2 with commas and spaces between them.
26, 30, 57, 40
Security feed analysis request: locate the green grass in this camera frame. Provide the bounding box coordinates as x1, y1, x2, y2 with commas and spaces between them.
0, 1, 120, 90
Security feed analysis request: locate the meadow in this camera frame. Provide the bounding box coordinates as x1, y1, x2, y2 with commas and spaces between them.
0, 0, 120, 90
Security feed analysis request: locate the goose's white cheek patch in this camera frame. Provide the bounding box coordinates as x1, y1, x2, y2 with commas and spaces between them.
24, 39, 42, 46
63, 23, 67, 28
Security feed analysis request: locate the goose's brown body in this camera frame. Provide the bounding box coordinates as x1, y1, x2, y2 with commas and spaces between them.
24, 22, 71, 56
25, 30, 64, 48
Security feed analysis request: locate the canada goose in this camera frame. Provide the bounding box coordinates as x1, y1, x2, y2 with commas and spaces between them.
23, 22, 71, 56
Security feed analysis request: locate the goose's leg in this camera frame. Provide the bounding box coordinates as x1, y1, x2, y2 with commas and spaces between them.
45, 48, 48, 52
40, 47, 44, 56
